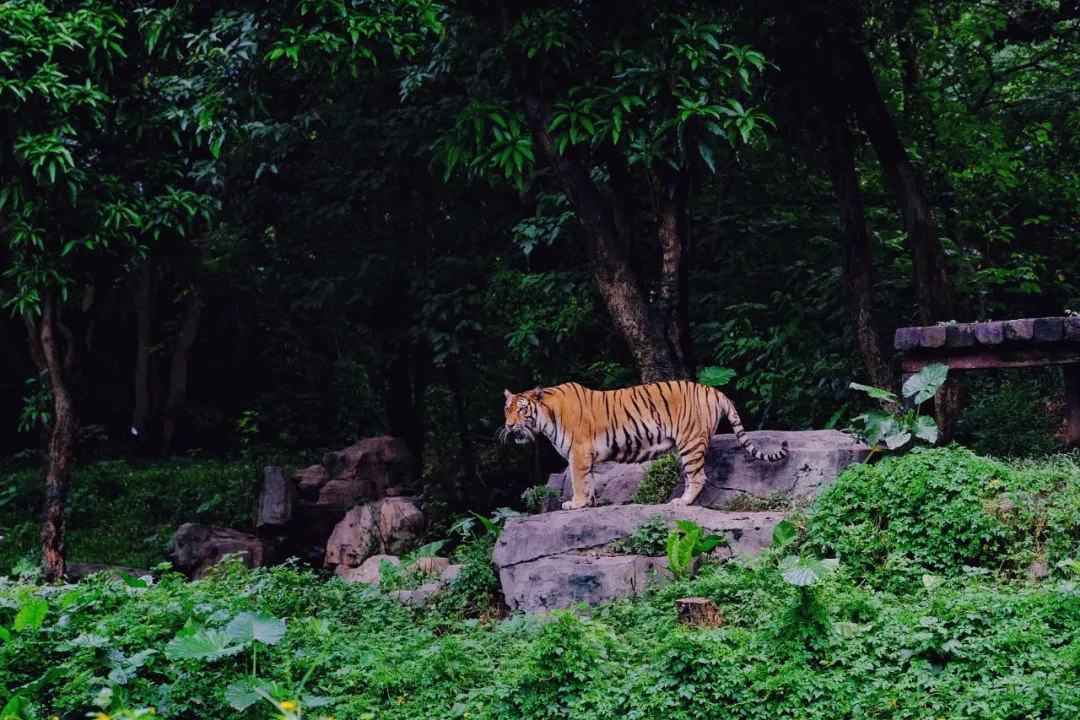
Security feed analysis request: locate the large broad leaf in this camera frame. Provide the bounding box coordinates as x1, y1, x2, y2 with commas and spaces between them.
14, 599, 47, 632
693, 535, 726, 555
780, 556, 840, 587
225, 612, 287, 647
771, 519, 797, 549
884, 431, 913, 450
832, 621, 872, 638
165, 628, 244, 661
914, 415, 939, 444
698, 366, 736, 388
226, 678, 271, 711
861, 410, 896, 447
849, 382, 898, 403
902, 363, 949, 404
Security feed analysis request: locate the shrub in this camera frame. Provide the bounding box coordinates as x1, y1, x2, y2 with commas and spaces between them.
629, 452, 681, 504
805, 446, 1080, 588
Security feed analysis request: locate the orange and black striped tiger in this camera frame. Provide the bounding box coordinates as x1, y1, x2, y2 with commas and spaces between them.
502, 380, 788, 510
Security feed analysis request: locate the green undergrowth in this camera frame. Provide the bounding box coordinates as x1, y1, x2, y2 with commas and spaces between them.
0, 458, 259, 574
806, 445, 1080, 591
628, 451, 681, 504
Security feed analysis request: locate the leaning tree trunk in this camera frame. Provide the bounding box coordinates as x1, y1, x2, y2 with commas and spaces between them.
523, 95, 686, 382
37, 291, 76, 582
840, 36, 962, 441
657, 173, 696, 377
816, 47, 896, 397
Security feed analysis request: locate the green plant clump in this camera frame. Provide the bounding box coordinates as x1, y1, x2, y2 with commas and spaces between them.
629, 452, 682, 504
805, 446, 1080, 589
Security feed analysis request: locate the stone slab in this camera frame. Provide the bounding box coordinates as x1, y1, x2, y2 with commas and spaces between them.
894, 327, 921, 350
1005, 319, 1035, 342
946, 323, 975, 347
499, 554, 671, 613
493, 505, 785, 569
919, 325, 947, 348
1033, 317, 1064, 342
545, 430, 868, 508
1066, 317, 1080, 341
975, 321, 1005, 345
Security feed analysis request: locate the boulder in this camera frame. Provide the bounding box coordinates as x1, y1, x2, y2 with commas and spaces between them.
324, 497, 425, 570
291, 437, 417, 565
441, 564, 465, 584
494, 505, 785, 613
406, 556, 450, 577
390, 582, 443, 607
336, 554, 399, 584
170, 524, 272, 579
545, 430, 868, 508
255, 466, 294, 529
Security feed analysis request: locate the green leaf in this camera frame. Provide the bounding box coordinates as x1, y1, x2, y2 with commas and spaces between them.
225, 612, 286, 646
0, 627, 10, 643
772, 520, 797, 548
914, 415, 939, 444
116, 570, 147, 588
698, 366, 736, 387
922, 574, 943, 590
780, 556, 838, 586
692, 534, 725, 555
832, 621, 872, 638
14, 599, 47, 632
884, 431, 912, 450
849, 382, 897, 403
697, 140, 716, 173
902, 363, 948, 404
164, 628, 244, 661
226, 679, 270, 711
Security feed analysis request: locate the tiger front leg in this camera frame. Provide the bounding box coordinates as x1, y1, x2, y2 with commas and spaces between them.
562, 450, 596, 510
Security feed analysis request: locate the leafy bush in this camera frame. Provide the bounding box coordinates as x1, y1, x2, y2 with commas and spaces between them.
0, 459, 259, 573
628, 452, 681, 504
610, 515, 671, 556
956, 368, 1061, 457
520, 485, 562, 514
805, 446, 1080, 589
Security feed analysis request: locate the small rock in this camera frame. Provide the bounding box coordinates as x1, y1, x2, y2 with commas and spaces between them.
1025, 562, 1049, 582
894, 327, 921, 350
65, 563, 151, 583
946, 323, 975, 347
255, 467, 294, 528
1065, 317, 1080, 341
170, 524, 272, 579
391, 582, 442, 607
1033, 317, 1064, 342
1004, 319, 1035, 342
440, 564, 466, 584
405, 556, 450, 577
337, 554, 399, 584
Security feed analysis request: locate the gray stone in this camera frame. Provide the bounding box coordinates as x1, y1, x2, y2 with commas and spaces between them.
255, 467, 294, 528
894, 327, 921, 350
975, 321, 1005, 345
406, 556, 450, 577
1005, 319, 1035, 342
440, 564, 466, 584
170, 524, 272, 579
1065, 317, 1080, 341
1025, 562, 1050, 583
65, 563, 152, 583
545, 430, 868, 508
1033, 317, 1064, 342
391, 582, 442, 607
919, 325, 947, 348
946, 323, 975, 347
500, 554, 672, 613
494, 505, 784, 569
336, 554, 399, 584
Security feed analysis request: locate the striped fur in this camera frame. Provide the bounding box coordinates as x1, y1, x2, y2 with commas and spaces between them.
502, 380, 789, 509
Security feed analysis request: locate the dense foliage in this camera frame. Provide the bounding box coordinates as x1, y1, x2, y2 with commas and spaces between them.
3, 448, 1080, 719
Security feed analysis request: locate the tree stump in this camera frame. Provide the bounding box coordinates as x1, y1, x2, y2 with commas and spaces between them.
675, 597, 723, 628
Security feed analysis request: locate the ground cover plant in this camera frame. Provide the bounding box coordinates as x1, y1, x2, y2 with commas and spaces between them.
2, 447, 1080, 719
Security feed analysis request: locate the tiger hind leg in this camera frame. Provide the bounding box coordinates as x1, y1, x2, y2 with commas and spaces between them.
670, 435, 709, 506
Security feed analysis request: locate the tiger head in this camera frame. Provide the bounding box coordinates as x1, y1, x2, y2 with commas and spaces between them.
501, 387, 545, 445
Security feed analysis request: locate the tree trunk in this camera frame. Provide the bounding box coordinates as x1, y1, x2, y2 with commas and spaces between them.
523, 95, 686, 382
446, 362, 476, 484
839, 36, 962, 440
816, 51, 896, 396
162, 289, 205, 455
37, 291, 76, 583
132, 262, 153, 442
657, 181, 695, 377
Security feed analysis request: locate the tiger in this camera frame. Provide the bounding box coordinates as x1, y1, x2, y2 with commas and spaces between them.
501, 380, 788, 510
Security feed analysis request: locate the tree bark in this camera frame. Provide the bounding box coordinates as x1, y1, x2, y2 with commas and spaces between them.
132, 262, 153, 442
815, 51, 897, 396
657, 178, 695, 376
37, 291, 76, 583
523, 94, 686, 382
162, 289, 205, 455
839, 35, 962, 440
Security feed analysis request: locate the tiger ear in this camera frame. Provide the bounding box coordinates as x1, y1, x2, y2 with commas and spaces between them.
531, 386, 544, 401
504, 389, 513, 399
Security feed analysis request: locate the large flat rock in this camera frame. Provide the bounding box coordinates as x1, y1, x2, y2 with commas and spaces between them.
545, 430, 868, 508
494, 505, 785, 613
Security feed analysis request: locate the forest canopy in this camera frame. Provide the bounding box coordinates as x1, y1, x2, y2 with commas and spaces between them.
2, 0, 1079, 579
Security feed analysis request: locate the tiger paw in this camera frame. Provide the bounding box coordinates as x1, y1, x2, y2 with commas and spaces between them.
562, 499, 588, 510
668, 496, 690, 507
